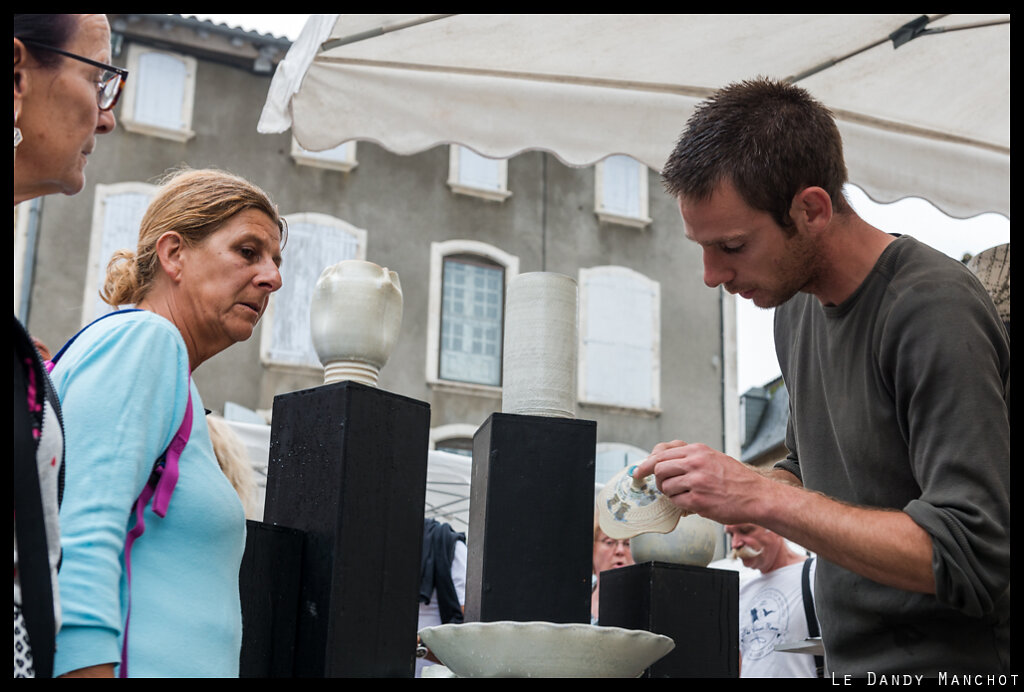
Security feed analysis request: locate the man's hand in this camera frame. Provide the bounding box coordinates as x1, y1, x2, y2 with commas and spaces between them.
632, 440, 774, 525
634, 439, 935, 595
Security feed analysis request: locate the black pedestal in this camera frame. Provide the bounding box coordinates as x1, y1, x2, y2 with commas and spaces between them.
263, 381, 431, 677
465, 412, 595, 624
239, 520, 304, 677
599, 562, 738, 678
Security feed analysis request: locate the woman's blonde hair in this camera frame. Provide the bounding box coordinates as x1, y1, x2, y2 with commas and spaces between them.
206, 414, 258, 518
102, 168, 286, 307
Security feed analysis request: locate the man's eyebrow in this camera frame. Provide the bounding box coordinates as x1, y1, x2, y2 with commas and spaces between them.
684, 230, 747, 247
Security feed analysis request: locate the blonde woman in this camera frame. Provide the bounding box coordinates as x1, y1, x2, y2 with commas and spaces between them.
51, 169, 285, 677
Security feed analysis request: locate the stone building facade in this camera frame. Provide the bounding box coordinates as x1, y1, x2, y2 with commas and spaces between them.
16, 14, 739, 481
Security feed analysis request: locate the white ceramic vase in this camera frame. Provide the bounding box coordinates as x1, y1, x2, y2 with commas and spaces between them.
309, 259, 403, 387
501, 272, 578, 418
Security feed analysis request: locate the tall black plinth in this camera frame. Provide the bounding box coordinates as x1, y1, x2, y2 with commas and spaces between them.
263, 381, 431, 678
465, 412, 595, 624
239, 520, 304, 678
599, 561, 738, 677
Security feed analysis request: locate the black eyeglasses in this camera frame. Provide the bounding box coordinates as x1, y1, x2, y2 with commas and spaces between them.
20, 38, 129, 111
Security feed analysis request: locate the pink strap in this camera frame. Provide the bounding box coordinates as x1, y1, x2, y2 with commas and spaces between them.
153, 394, 190, 517
119, 388, 192, 677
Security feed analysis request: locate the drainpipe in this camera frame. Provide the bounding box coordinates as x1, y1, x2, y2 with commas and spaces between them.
16, 197, 42, 324
720, 289, 740, 460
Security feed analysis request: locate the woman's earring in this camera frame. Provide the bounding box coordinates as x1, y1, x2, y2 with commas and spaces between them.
14, 126, 22, 149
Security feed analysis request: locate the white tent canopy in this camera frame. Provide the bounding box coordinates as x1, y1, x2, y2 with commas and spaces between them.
260, 13, 1009, 220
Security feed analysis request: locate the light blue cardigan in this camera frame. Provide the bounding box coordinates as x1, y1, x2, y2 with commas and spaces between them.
51, 311, 245, 677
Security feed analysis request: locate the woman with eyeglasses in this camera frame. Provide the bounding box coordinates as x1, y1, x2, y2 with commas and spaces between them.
591, 516, 635, 625
14, 14, 123, 202
14, 14, 124, 678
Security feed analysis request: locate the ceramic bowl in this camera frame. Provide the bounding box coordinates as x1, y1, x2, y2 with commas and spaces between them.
629, 513, 722, 566
418, 621, 674, 678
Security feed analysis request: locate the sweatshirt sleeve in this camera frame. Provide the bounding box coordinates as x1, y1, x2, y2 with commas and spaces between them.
51, 314, 191, 676
883, 272, 1011, 618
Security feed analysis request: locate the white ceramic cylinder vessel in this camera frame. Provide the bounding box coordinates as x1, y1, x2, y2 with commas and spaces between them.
309, 259, 403, 387
501, 272, 578, 418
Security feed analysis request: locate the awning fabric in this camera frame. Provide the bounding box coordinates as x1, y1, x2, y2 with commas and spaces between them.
259, 14, 1009, 219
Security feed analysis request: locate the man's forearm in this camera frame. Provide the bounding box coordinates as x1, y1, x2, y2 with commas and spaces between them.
765, 467, 802, 487
755, 479, 935, 595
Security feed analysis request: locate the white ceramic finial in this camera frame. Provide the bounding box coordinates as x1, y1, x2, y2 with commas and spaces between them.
309, 259, 403, 387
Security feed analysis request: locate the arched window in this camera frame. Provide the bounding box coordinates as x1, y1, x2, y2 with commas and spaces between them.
430, 423, 478, 457
82, 182, 158, 323
426, 240, 519, 391
595, 442, 650, 485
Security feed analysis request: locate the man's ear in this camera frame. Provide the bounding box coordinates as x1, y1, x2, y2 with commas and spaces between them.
790, 186, 833, 234
154, 232, 187, 283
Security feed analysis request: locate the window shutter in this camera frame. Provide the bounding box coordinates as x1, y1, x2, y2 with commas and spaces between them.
134, 52, 188, 129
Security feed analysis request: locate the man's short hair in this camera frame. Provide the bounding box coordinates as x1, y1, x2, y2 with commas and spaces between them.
662, 77, 850, 229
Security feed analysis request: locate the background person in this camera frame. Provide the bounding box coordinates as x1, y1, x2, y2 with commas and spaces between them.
966, 243, 1009, 337
206, 414, 259, 519
13, 13, 121, 678
591, 518, 635, 624
51, 169, 285, 677
726, 523, 818, 678
416, 518, 467, 676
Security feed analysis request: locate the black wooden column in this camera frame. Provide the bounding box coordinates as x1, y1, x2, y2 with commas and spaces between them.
464, 412, 595, 624
239, 521, 304, 677
262, 380, 431, 677
599, 561, 739, 677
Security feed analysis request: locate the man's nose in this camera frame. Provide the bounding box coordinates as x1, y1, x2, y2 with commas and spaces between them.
703, 250, 733, 289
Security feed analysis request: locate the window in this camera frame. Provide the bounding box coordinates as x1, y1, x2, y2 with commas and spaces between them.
447, 145, 511, 202
595, 442, 650, 485
120, 44, 197, 142
430, 424, 478, 457
260, 213, 367, 370
426, 240, 519, 392
82, 182, 158, 323
425, 431, 473, 533
440, 257, 504, 385
578, 266, 661, 412
291, 139, 358, 172
595, 155, 651, 228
